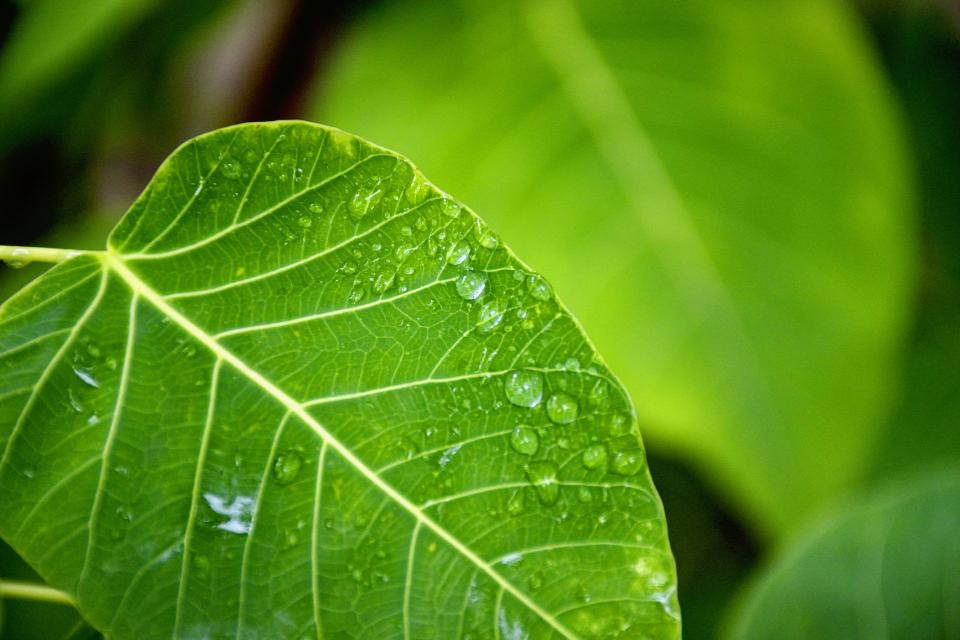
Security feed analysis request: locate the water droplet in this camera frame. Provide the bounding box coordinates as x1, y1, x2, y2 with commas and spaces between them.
607, 413, 629, 436
4, 247, 30, 269
546, 392, 578, 424
337, 260, 358, 276
203, 493, 255, 534
193, 555, 210, 571
510, 425, 539, 456
528, 571, 544, 591
372, 271, 395, 294
73, 367, 99, 388
67, 388, 84, 413
525, 461, 559, 506
500, 552, 523, 566
527, 275, 552, 301
297, 216, 312, 228
581, 444, 607, 470
476, 300, 506, 333
609, 435, 645, 476
506, 490, 525, 516
440, 197, 461, 218
394, 243, 415, 261
282, 529, 300, 549
397, 436, 419, 459
577, 486, 593, 502
308, 202, 324, 214
347, 288, 364, 304
455, 272, 487, 300
563, 357, 580, 371
446, 241, 470, 265
221, 160, 241, 179
588, 380, 609, 407
405, 174, 430, 205
611, 450, 644, 476
473, 221, 499, 249
86, 343, 101, 357
504, 370, 543, 408
349, 184, 383, 219
576, 584, 592, 603
439, 444, 462, 467
272, 451, 303, 485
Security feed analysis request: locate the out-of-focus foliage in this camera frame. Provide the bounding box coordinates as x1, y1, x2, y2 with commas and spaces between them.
310, 0, 916, 535
728, 468, 960, 639
0, 0, 958, 638
867, 2, 960, 479
0, 0, 229, 153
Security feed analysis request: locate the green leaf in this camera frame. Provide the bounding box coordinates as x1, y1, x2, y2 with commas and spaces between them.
0, 122, 679, 639
310, 0, 916, 533
727, 467, 960, 639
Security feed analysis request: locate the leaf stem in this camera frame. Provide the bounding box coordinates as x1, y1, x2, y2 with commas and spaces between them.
0, 579, 75, 605
0, 245, 95, 267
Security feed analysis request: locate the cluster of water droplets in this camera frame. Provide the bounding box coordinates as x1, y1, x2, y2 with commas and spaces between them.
499, 360, 648, 512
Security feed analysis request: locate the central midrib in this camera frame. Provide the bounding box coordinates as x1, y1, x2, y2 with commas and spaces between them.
103, 252, 578, 639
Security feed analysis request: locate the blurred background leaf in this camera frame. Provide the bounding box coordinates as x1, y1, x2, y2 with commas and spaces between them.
864, 0, 960, 480
727, 467, 960, 639
308, 0, 916, 537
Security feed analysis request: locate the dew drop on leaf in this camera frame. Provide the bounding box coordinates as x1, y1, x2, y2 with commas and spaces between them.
272, 451, 303, 485
504, 370, 543, 408
527, 275, 552, 301
73, 367, 99, 388
473, 220, 499, 249
476, 299, 506, 333
4, 248, 30, 269
455, 271, 486, 300
506, 489, 525, 516
546, 392, 578, 424
372, 271, 395, 294
404, 174, 429, 205
446, 241, 470, 265
440, 197, 461, 218
526, 461, 559, 506
607, 413, 629, 436
609, 435, 645, 476
221, 160, 241, 179
611, 451, 644, 476
581, 444, 607, 470
588, 379, 609, 407
510, 425, 539, 456
337, 260, 358, 276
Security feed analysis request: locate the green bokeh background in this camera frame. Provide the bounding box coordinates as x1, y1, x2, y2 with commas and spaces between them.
0, 0, 957, 638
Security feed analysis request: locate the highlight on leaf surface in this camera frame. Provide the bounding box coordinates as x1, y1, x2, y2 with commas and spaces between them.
0, 121, 679, 639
